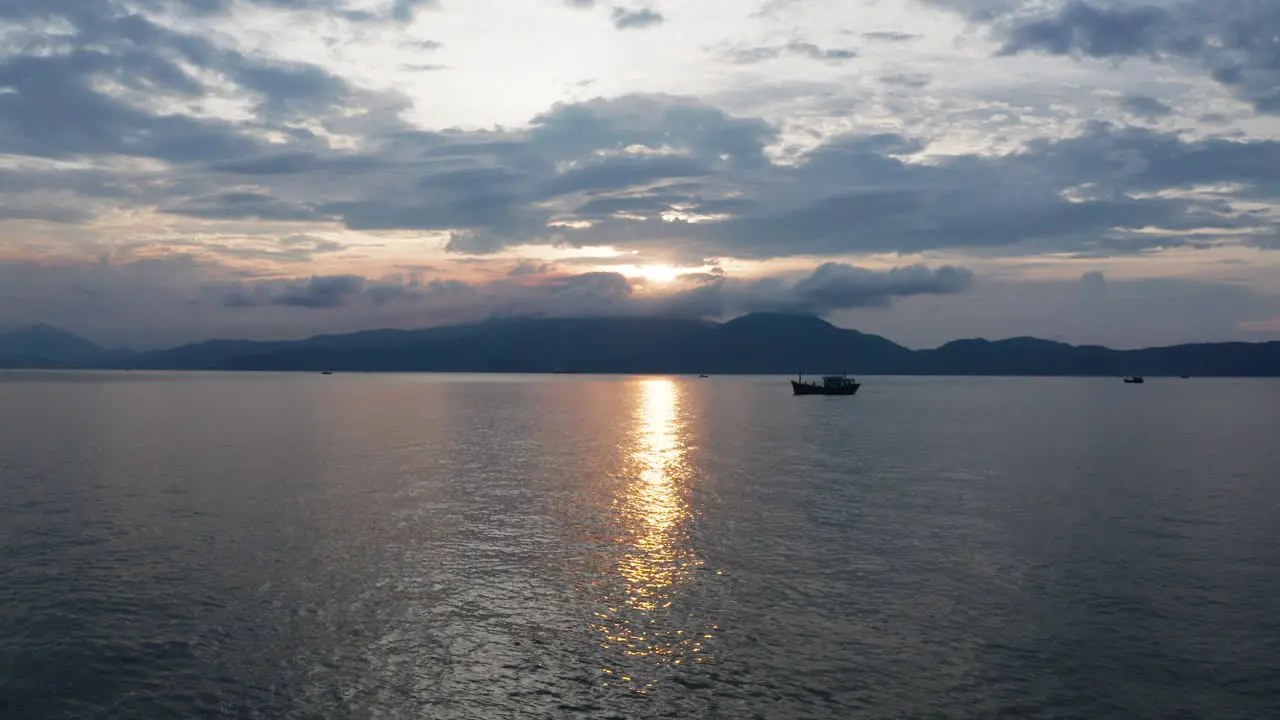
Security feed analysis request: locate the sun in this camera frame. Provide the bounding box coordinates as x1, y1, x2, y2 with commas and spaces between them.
607, 262, 711, 284
634, 264, 680, 283
609, 263, 683, 283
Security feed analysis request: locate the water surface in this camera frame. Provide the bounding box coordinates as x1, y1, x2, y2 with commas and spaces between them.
1, 373, 1277, 718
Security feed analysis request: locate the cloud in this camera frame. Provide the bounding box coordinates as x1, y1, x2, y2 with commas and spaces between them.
0, 0, 1275, 353
751, 0, 809, 18
4, 68, 1278, 264
1080, 270, 1107, 292
0, 0, 382, 168
220, 272, 430, 309
0, 52, 262, 162
993, 1, 1280, 114
224, 263, 974, 319
784, 42, 857, 62
661, 263, 975, 317
918, 0, 1034, 22
726, 41, 858, 65
846, 272, 1280, 350
880, 72, 932, 88
388, 0, 438, 22
210, 153, 380, 176
1117, 93, 1174, 119
272, 275, 366, 308
144, 0, 440, 23
162, 192, 328, 222
999, 2, 1175, 58
538, 154, 710, 196
0, 256, 975, 346
863, 31, 921, 42
0, 255, 244, 347
0, 2, 1277, 344
725, 46, 786, 64
444, 228, 528, 255
9, 85, 1277, 262
13, 257, 1279, 351
0, 195, 97, 224
1024, 121, 1280, 194
509, 260, 553, 276
279, 234, 344, 252
611, 7, 664, 30
150, 234, 350, 265
410, 105, 1260, 256
534, 118, 1274, 259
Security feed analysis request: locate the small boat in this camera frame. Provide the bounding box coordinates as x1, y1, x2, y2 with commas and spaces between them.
1123, 376, 1144, 384
698, 374, 709, 378
1180, 375, 1190, 379
322, 370, 333, 375
792, 374, 860, 396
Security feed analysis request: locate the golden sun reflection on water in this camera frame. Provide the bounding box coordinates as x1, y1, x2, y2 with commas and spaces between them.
594, 378, 710, 690
620, 378, 696, 610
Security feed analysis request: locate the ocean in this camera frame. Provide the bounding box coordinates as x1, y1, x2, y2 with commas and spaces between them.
1, 372, 1277, 718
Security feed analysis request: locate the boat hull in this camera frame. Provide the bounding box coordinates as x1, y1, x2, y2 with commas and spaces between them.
791, 381, 860, 396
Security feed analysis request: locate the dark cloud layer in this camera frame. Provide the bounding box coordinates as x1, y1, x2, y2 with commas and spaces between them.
137, 88, 1280, 260
3, 35, 1277, 263
5, 0, 1274, 264
659, 263, 974, 317
0, 255, 975, 346
7, 256, 1276, 351
1, 0, 1279, 347
0, 0, 367, 166
7, 82, 1279, 262
215, 262, 972, 317
538, 117, 1277, 259
1118, 93, 1174, 119
940, 0, 1280, 114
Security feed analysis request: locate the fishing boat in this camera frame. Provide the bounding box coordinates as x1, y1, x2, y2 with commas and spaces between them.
1123, 376, 1144, 384
791, 374, 860, 396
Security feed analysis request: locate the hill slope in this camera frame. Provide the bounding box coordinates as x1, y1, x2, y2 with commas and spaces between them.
4, 315, 1278, 376
0, 325, 113, 367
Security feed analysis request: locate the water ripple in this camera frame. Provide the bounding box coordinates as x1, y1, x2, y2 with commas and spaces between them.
1, 373, 1278, 718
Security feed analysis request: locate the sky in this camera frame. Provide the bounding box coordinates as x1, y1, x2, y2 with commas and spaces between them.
1, 0, 1278, 349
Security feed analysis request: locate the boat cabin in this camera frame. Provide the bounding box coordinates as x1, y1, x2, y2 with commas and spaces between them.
795, 374, 857, 388
792, 373, 861, 395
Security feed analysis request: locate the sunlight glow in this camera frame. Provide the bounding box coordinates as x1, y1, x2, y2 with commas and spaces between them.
620, 378, 691, 607
612, 264, 686, 283
593, 378, 712, 691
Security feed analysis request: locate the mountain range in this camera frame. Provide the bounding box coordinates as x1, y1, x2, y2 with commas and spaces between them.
2, 314, 1278, 376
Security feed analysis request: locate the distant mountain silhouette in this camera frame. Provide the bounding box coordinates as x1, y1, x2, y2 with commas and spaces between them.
0, 324, 110, 367
2, 315, 1278, 376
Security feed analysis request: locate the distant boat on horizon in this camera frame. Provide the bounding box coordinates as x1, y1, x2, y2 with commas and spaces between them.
792, 374, 860, 396
1123, 376, 1144, 384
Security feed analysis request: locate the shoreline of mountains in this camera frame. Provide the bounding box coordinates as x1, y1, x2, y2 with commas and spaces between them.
2, 313, 1278, 377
